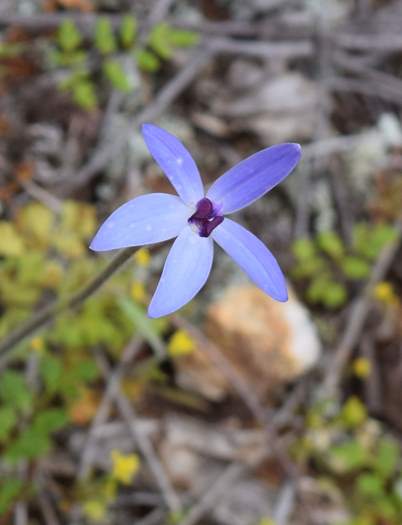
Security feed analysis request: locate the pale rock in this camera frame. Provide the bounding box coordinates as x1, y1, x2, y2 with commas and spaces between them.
176, 285, 320, 401
206, 285, 320, 398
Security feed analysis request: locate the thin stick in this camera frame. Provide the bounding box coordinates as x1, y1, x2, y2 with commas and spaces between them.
178, 462, 245, 525
0, 247, 136, 363
96, 353, 182, 513
78, 337, 143, 479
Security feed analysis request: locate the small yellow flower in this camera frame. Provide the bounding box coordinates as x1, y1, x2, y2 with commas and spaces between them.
353, 357, 371, 379
82, 500, 107, 522
31, 337, 44, 354
134, 248, 151, 267
110, 450, 140, 485
131, 281, 147, 303
167, 330, 195, 357
373, 281, 398, 306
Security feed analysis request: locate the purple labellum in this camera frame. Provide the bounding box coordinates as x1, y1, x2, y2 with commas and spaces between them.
188, 197, 224, 237
191, 197, 214, 219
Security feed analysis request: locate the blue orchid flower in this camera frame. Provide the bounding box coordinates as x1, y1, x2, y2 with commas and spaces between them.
90, 124, 301, 318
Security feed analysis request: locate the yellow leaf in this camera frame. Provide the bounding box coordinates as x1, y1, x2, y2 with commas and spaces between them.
110, 450, 140, 485
341, 396, 367, 427
168, 330, 195, 357
62, 201, 97, 239
53, 233, 85, 258
16, 202, 53, 244
0, 221, 25, 256
41, 261, 64, 288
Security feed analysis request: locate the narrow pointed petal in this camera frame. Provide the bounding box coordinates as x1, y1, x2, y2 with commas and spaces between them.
207, 143, 301, 213
212, 219, 287, 301
90, 193, 189, 251
141, 123, 204, 205
148, 227, 213, 317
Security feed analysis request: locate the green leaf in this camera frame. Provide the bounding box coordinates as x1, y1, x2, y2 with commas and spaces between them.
57, 358, 98, 398
103, 59, 131, 92
120, 15, 137, 47
135, 49, 160, 72
357, 473, 384, 499
5, 428, 50, 462
306, 275, 347, 308
369, 223, 398, 258
166, 27, 199, 48
119, 298, 165, 358
374, 438, 400, 479
292, 257, 326, 279
94, 18, 116, 55
148, 23, 173, 59
341, 256, 370, 280
72, 80, 97, 110
0, 371, 32, 412
306, 275, 329, 303
50, 48, 87, 67
0, 478, 23, 515
5, 409, 67, 463
353, 222, 398, 260
317, 230, 344, 259
292, 238, 317, 261
341, 396, 367, 428
33, 408, 67, 434
0, 406, 17, 441
74, 359, 99, 383
322, 281, 347, 308
58, 19, 82, 52
329, 439, 368, 473
40, 354, 63, 395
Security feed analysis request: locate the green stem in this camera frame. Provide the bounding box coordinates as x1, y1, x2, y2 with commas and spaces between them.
0, 247, 137, 361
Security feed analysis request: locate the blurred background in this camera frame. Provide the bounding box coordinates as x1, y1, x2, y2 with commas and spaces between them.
1, 1, 402, 524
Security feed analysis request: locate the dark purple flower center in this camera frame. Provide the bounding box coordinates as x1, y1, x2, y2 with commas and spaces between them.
188, 197, 224, 238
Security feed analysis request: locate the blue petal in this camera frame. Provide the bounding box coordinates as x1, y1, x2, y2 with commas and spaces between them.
207, 143, 301, 214
148, 226, 214, 317
142, 123, 204, 206
90, 193, 189, 251
212, 219, 287, 301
